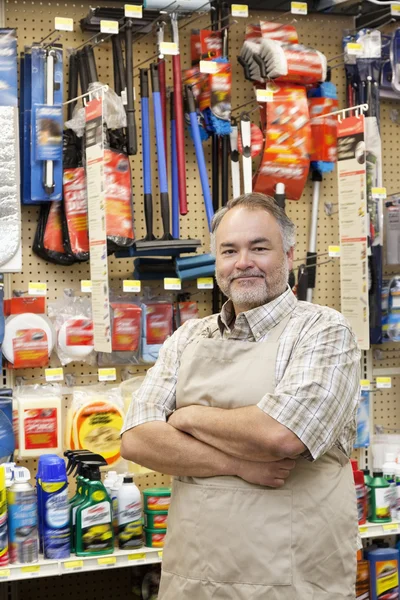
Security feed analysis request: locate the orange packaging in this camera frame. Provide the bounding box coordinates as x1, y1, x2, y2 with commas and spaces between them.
111, 303, 141, 352
66, 318, 94, 346
13, 328, 49, 368
43, 202, 64, 254
356, 559, 369, 599
63, 167, 89, 256
308, 96, 338, 164
260, 21, 299, 43
104, 149, 134, 243
200, 30, 222, 58
146, 303, 173, 345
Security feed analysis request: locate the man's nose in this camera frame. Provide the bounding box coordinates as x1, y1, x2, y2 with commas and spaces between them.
235, 250, 255, 270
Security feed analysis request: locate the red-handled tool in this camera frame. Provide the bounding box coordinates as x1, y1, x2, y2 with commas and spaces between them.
156, 21, 168, 160
171, 12, 188, 215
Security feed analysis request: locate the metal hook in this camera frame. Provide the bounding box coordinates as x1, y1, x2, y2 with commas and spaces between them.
231, 98, 256, 113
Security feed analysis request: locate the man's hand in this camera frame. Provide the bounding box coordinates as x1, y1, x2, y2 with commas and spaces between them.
237, 458, 296, 488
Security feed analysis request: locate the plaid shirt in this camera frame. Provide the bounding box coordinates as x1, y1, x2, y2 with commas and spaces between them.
122, 287, 361, 460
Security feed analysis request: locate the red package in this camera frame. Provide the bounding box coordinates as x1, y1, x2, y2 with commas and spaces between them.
66, 318, 94, 346
63, 167, 89, 259
23, 408, 58, 450
200, 30, 222, 58
146, 303, 173, 345
104, 149, 135, 247
260, 21, 299, 44
308, 97, 338, 164
176, 301, 199, 326
111, 303, 141, 352
191, 29, 201, 65
43, 201, 64, 254
13, 329, 49, 368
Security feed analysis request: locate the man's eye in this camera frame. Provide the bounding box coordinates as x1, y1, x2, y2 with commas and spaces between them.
253, 247, 268, 252
222, 249, 235, 255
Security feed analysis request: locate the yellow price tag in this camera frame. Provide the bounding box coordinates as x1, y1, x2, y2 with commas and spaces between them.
197, 277, 214, 289
129, 553, 147, 562
360, 379, 370, 391
28, 282, 47, 296
231, 4, 248, 17
123, 279, 141, 293
371, 187, 387, 199
21, 565, 40, 574
391, 4, 400, 15
383, 523, 399, 532
45, 368, 64, 382
98, 368, 117, 382
158, 551, 163, 559
256, 89, 273, 103
328, 245, 341, 257
359, 526, 368, 534
199, 60, 219, 74
346, 43, 363, 56
97, 556, 117, 566
81, 280, 92, 293
291, 1, 307, 14
55, 17, 74, 31
159, 42, 179, 56
377, 377, 392, 389
100, 20, 119, 34
125, 4, 143, 18
164, 277, 182, 291
0, 569, 10, 578
64, 560, 84, 570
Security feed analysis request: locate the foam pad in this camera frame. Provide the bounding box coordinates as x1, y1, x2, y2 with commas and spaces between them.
3, 313, 55, 364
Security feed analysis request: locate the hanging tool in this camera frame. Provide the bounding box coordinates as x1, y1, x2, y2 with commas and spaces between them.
125, 19, 138, 155
84, 45, 98, 83
43, 48, 56, 196
229, 118, 240, 197
77, 49, 89, 95
112, 34, 126, 100
171, 12, 188, 215
210, 0, 220, 213
170, 91, 179, 239
157, 21, 168, 160
67, 53, 78, 119
139, 69, 155, 245
297, 265, 308, 301
220, 1, 230, 206
306, 170, 321, 302
240, 113, 252, 193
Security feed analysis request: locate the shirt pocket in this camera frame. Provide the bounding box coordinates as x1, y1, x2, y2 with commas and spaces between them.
162, 479, 292, 587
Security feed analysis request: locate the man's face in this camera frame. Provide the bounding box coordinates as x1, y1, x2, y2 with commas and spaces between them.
215, 207, 293, 314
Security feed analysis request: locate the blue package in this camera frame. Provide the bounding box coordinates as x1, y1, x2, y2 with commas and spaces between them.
0, 395, 14, 460
36, 455, 70, 559
0, 29, 18, 107
33, 105, 63, 161
354, 391, 370, 449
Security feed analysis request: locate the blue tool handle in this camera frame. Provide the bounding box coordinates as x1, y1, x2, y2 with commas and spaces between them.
151, 65, 168, 195
186, 86, 214, 230
141, 96, 151, 195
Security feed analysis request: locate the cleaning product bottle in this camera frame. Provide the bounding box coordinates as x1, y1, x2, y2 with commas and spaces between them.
3, 463, 15, 489
117, 475, 143, 550
111, 474, 124, 536
395, 463, 400, 521
75, 462, 114, 556
351, 459, 368, 525
369, 473, 392, 523
7, 467, 39, 564
369, 547, 399, 600
104, 471, 118, 497
70, 475, 89, 553
356, 549, 370, 600
37, 454, 70, 559
383, 453, 398, 520
0, 466, 8, 566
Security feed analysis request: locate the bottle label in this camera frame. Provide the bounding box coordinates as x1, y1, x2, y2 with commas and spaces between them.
8, 490, 38, 563
376, 559, 399, 596
374, 487, 391, 520
118, 499, 143, 550
23, 408, 58, 450
42, 486, 70, 559
0, 488, 8, 566
80, 501, 113, 552
355, 483, 367, 523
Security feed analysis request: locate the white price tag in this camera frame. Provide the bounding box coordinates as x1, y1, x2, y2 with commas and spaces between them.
55, 17, 74, 31
197, 277, 214, 290
256, 89, 273, 103
28, 282, 47, 296
199, 60, 219, 74
231, 4, 248, 17
100, 20, 119, 34
328, 245, 341, 257
360, 379, 370, 391
81, 280, 92, 293
159, 42, 178, 56
376, 377, 392, 389
125, 4, 143, 18
123, 280, 141, 293
164, 278, 182, 291
291, 1, 307, 14
371, 187, 387, 199
346, 43, 363, 56
45, 368, 64, 382
121, 89, 128, 105
98, 368, 117, 382
391, 4, 400, 15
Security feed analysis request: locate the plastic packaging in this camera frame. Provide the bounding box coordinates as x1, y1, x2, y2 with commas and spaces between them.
356, 556, 370, 600
395, 464, 400, 520
383, 452, 398, 519
351, 459, 368, 525
75, 478, 114, 557
15, 384, 62, 458
63, 167, 89, 262
369, 548, 399, 600
143, 488, 171, 512
112, 474, 124, 536
3, 312, 56, 368
98, 297, 142, 366
141, 299, 173, 364
0, 466, 8, 566
144, 528, 167, 548
354, 391, 370, 448
0, 390, 15, 460
369, 475, 392, 523
144, 511, 168, 530
7, 467, 39, 564
117, 475, 143, 550
32, 201, 75, 266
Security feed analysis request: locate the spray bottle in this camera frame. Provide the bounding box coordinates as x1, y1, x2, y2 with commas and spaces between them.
117, 475, 143, 550
7, 467, 39, 564
111, 474, 124, 536
382, 453, 398, 520
369, 472, 392, 524
0, 466, 8, 566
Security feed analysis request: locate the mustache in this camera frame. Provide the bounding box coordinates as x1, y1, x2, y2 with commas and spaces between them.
229, 271, 266, 283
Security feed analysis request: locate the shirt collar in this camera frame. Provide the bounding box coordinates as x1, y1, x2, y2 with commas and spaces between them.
218, 285, 297, 339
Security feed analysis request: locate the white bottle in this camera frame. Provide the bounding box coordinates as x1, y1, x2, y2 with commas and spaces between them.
111, 474, 124, 535
395, 464, 400, 521
3, 463, 16, 488
117, 475, 143, 550
103, 471, 118, 498
383, 453, 398, 519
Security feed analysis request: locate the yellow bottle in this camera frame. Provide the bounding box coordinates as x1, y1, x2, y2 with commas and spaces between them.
0, 466, 9, 566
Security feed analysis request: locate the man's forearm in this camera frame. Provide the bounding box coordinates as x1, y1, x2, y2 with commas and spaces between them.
121, 421, 239, 477
169, 405, 305, 461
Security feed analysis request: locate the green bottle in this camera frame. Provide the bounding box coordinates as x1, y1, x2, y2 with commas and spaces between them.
369, 475, 392, 523
70, 477, 89, 553
363, 469, 373, 520
75, 476, 114, 557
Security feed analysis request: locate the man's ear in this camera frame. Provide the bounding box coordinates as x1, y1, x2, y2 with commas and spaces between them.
287, 247, 294, 271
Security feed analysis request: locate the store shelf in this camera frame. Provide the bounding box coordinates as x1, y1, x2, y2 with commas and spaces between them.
0, 547, 162, 582
359, 520, 400, 539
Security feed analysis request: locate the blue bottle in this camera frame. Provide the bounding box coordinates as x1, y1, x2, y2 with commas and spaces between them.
369, 548, 400, 600
36, 455, 70, 559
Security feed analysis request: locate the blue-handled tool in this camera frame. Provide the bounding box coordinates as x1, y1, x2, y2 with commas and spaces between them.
140, 69, 155, 243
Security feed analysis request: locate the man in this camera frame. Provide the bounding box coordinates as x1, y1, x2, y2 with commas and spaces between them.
121, 193, 360, 600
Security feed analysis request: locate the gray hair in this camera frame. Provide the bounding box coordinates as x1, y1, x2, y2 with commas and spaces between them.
210, 193, 296, 255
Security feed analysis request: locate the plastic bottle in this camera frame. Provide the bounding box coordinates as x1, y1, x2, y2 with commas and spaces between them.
369, 547, 399, 600
369, 474, 392, 523
37, 455, 70, 559
7, 467, 39, 564
395, 464, 400, 521
383, 453, 398, 520
104, 471, 118, 497
351, 459, 368, 525
111, 474, 124, 536
0, 466, 8, 566
3, 463, 15, 489
75, 467, 114, 556
117, 475, 143, 550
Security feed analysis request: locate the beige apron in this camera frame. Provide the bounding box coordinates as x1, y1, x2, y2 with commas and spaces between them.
159, 315, 358, 600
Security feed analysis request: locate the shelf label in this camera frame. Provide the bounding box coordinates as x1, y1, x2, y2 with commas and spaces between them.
123, 279, 141, 293
0, 569, 10, 579
100, 20, 119, 34
391, 4, 400, 15
377, 377, 392, 389
256, 89, 273, 103
346, 43, 363, 56
360, 379, 370, 391
97, 556, 117, 566
81, 280, 92, 293
231, 4, 248, 17
64, 560, 84, 570
371, 187, 387, 199
129, 552, 147, 562
98, 368, 117, 382
359, 526, 368, 534
45, 367, 64, 382
200, 60, 219, 74
158, 551, 163, 558
164, 277, 181, 291
328, 245, 341, 257
383, 523, 399, 533
197, 277, 214, 290
125, 4, 143, 18
291, 1, 307, 14
55, 17, 74, 31
21, 565, 40, 574
159, 42, 178, 56
28, 282, 47, 296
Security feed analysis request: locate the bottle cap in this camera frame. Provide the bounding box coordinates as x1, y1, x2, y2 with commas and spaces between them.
37, 454, 67, 482
385, 453, 396, 463
13, 466, 31, 483
123, 476, 134, 484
